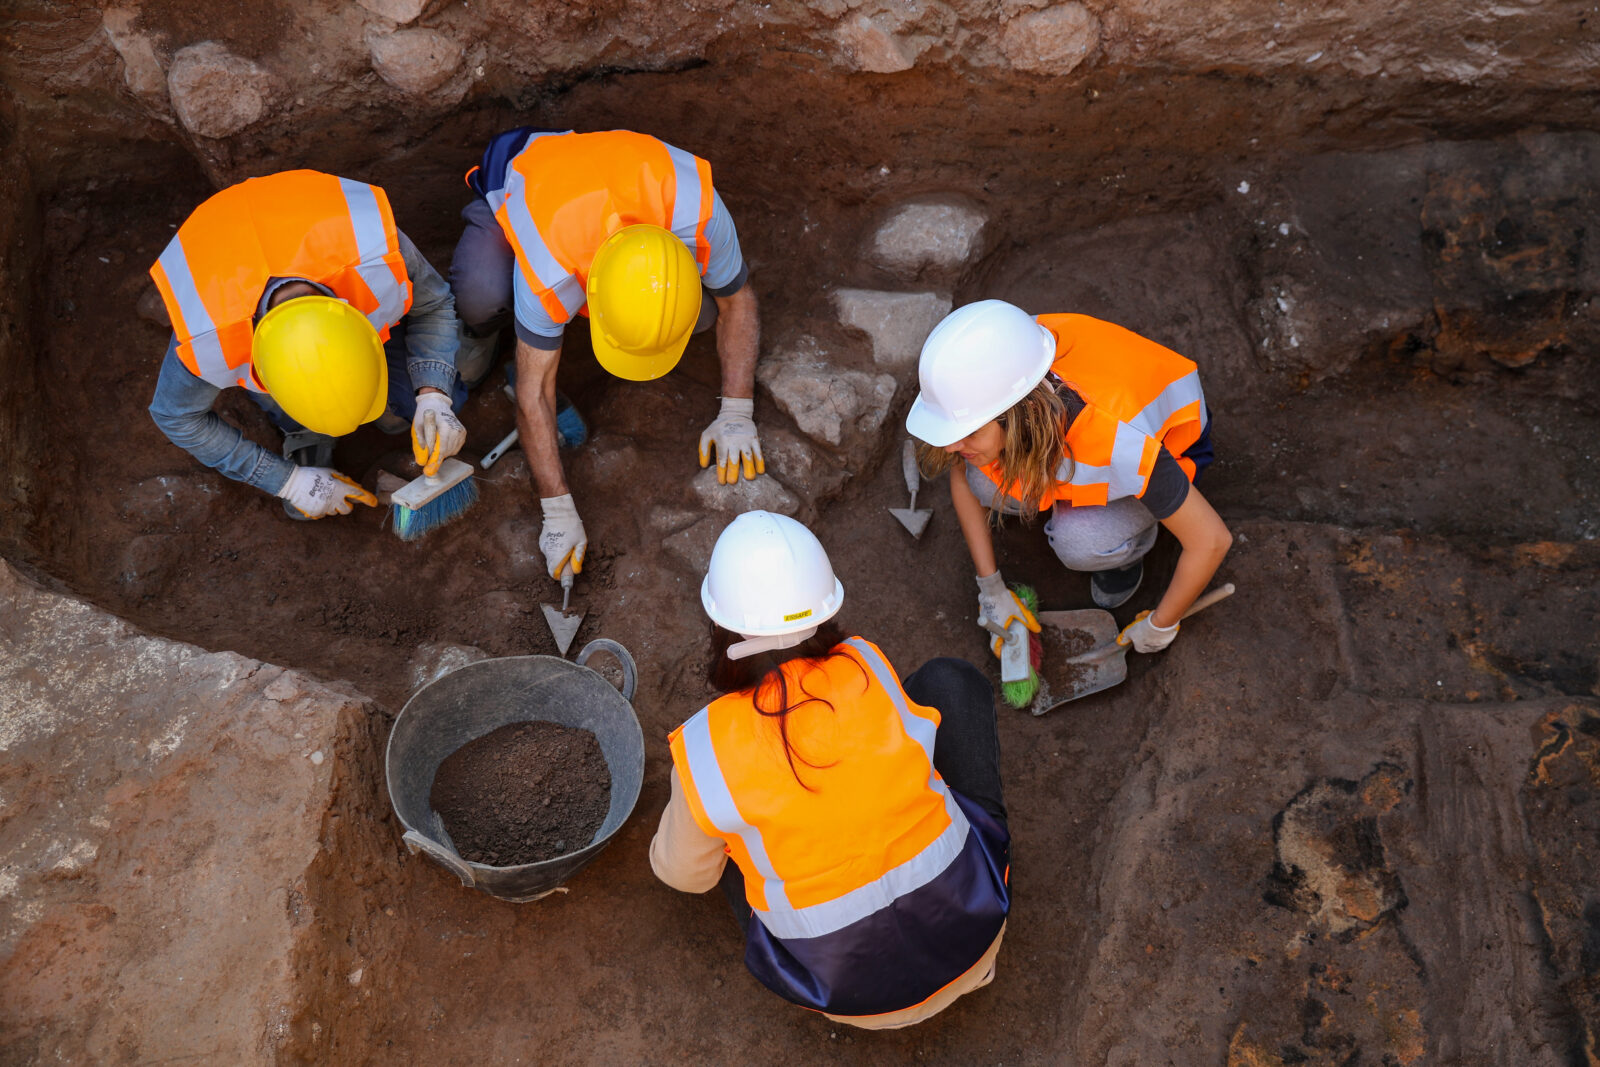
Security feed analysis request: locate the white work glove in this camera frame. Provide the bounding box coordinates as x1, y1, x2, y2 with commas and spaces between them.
411, 392, 467, 477
975, 570, 1040, 658
1118, 610, 1180, 653
539, 493, 587, 579
277, 466, 378, 519
698, 397, 765, 485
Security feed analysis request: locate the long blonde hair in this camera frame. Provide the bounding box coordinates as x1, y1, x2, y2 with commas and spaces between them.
917, 379, 1072, 525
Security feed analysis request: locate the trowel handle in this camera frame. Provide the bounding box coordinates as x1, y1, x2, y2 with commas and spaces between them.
1179, 582, 1236, 621
576, 638, 638, 701
978, 617, 1016, 645
901, 439, 922, 496
481, 428, 519, 470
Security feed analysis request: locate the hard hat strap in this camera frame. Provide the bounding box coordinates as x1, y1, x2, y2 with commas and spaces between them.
726, 627, 819, 661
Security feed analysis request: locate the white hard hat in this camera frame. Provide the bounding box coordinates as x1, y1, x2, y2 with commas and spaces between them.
701, 512, 844, 651
904, 299, 1057, 447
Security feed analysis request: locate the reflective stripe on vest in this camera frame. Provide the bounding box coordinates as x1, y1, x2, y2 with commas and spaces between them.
675, 640, 970, 942
150, 170, 412, 392
492, 131, 715, 326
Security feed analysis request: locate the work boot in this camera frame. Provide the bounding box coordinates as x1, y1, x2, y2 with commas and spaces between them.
455, 322, 501, 389
1089, 560, 1143, 609
281, 430, 336, 521
503, 364, 587, 448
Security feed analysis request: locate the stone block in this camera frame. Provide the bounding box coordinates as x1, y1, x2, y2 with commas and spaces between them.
368, 29, 463, 95
760, 425, 850, 506
757, 335, 897, 451
663, 515, 727, 574
166, 42, 273, 140
834, 13, 919, 73
689, 467, 800, 516
356, 0, 428, 23
101, 8, 167, 101
868, 199, 988, 278
832, 289, 951, 367
1000, 3, 1100, 75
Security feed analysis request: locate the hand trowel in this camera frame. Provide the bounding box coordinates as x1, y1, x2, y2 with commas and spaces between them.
541, 572, 584, 656
887, 439, 932, 539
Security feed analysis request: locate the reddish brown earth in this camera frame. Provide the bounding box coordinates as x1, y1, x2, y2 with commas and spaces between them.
430, 721, 610, 868
3, 4, 1600, 1062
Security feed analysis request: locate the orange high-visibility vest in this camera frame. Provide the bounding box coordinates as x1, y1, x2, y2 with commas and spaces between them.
149, 170, 413, 392
486, 130, 715, 326
669, 638, 967, 934
980, 313, 1209, 510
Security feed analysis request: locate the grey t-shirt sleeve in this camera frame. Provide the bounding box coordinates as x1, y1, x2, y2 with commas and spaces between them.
1138, 446, 1192, 520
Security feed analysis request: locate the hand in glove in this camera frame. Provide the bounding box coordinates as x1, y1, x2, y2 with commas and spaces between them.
539, 493, 587, 579
698, 397, 765, 484
975, 570, 1040, 658
411, 391, 467, 477
277, 466, 378, 519
1118, 610, 1179, 653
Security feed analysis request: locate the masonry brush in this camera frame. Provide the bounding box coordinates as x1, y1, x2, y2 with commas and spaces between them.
998, 583, 1044, 709
390, 457, 479, 541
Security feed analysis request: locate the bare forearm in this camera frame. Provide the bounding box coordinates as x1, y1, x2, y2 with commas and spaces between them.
714, 286, 759, 398
513, 338, 569, 498
1152, 487, 1232, 627
951, 466, 998, 576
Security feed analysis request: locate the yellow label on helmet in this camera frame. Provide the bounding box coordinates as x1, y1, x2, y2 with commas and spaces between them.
782, 609, 814, 622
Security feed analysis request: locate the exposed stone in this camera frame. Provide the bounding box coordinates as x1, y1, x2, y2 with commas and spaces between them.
0, 559, 368, 1062
832, 289, 952, 367
165, 42, 273, 140
368, 29, 464, 96
662, 515, 726, 573
1001, 3, 1100, 75
757, 335, 898, 449
689, 467, 800, 516
834, 13, 920, 73
868, 199, 988, 278
101, 8, 167, 101
406, 641, 490, 694
646, 506, 701, 536
760, 425, 851, 506
356, 0, 429, 24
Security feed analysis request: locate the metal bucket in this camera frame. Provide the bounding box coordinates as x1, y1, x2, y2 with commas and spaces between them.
385, 639, 643, 902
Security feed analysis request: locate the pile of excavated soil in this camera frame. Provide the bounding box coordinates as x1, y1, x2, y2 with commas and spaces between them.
430, 721, 610, 867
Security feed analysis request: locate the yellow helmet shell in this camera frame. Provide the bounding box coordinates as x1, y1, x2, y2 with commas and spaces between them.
252, 295, 387, 436
586, 224, 702, 381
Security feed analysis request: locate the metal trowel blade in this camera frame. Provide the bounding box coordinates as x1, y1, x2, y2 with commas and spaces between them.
540, 604, 585, 656
888, 507, 932, 539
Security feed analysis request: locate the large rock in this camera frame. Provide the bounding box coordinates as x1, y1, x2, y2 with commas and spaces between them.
101, 8, 167, 101
833, 12, 923, 73
165, 42, 274, 140
368, 29, 464, 95
0, 560, 369, 1063
689, 467, 800, 516
756, 335, 897, 450
356, 0, 429, 24
832, 289, 952, 368
1000, 3, 1100, 75
868, 198, 988, 279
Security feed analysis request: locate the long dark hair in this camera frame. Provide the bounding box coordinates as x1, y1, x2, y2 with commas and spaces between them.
707, 620, 861, 790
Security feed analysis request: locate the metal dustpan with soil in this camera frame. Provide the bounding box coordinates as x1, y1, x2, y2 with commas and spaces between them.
1031, 583, 1235, 715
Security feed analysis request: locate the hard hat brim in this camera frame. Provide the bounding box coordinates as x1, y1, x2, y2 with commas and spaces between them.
905, 321, 1056, 446
700, 575, 845, 637
588, 316, 691, 382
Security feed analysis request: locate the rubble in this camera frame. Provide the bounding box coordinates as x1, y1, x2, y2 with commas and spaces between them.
757, 335, 898, 448
165, 42, 274, 140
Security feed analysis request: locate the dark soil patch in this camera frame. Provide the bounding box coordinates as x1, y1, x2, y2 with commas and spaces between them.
429, 721, 610, 867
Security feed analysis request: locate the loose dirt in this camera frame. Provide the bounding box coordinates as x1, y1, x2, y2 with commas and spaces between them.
430, 721, 610, 867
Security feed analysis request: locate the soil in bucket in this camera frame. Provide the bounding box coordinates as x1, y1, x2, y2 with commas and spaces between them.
429, 722, 611, 867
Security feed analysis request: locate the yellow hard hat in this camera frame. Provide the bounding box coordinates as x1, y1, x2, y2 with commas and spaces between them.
586, 224, 702, 381
252, 295, 387, 436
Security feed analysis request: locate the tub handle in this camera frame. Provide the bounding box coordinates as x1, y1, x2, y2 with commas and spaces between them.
403, 830, 476, 888
576, 638, 637, 702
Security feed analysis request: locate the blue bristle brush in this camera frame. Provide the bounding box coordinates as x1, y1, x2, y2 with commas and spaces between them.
390, 458, 479, 541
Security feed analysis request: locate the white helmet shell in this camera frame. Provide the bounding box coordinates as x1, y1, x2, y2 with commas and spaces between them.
701, 511, 845, 636
904, 299, 1057, 447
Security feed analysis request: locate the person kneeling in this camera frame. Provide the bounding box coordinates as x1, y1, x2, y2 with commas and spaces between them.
650, 511, 1011, 1029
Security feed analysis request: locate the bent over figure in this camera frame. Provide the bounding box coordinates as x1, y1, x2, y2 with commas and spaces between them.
651, 511, 1010, 1029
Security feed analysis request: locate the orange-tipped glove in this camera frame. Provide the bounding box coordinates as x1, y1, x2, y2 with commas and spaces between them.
975, 570, 1040, 657
538, 493, 587, 579
1118, 610, 1179, 653
698, 397, 765, 484
411, 392, 467, 477
276, 466, 377, 519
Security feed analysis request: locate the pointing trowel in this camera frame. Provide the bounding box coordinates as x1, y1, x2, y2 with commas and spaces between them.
541, 572, 584, 656
887, 439, 932, 539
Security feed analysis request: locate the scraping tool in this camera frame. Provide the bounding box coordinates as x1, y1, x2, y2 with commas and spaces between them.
887, 439, 932, 539
1031, 582, 1235, 714
540, 572, 584, 656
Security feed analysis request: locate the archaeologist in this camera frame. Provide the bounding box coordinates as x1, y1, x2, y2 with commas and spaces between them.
147, 170, 468, 520
907, 299, 1232, 655
651, 511, 1010, 1028
448, 128, 763, 583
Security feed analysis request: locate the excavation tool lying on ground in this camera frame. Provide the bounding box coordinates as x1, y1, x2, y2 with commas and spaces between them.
887, 439, 932, 539
542, 572, 584, 656
386, 641, 642, 902
1032, 583, 1236, 714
